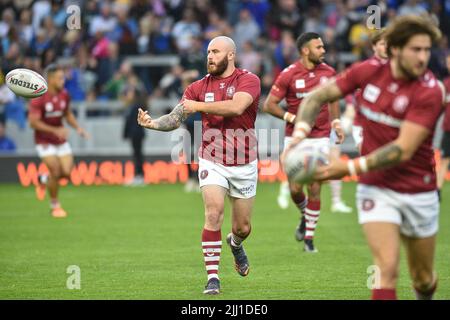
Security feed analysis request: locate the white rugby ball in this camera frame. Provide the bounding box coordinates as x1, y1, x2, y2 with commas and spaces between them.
5, 68, 48, 98
283, 142, 329, 184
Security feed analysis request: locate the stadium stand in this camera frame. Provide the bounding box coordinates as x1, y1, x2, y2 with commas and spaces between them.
0, 0, 449, 157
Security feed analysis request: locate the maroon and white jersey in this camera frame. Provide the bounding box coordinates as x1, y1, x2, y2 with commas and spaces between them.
29, 89, 71, 145
183, 68, 260, 166
353, 56, 386, 127
442, 77, 450, 132
270, 61, 336, 138
335, 58, 443, 193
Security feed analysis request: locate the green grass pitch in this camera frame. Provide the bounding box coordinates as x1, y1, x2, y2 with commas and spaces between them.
0, 182, 449, 300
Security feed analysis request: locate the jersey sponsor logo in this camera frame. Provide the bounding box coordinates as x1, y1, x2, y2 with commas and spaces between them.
296, 92, 310, 99
45, 111, 64, 118
360, 105, 402, 128
205, 93, 214, 102
295, 79, 305, 89
45, 102, 53, 112
226, 86, 235, 97
200, 170, 208, 180
363, 84, 381, 103
393, 95, 409, 114
362, 199, 375, 211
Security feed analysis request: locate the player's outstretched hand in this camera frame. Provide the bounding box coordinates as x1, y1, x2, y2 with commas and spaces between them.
313, 154, 348, 181
77, 127, 90, 139
137, 108, 153, 129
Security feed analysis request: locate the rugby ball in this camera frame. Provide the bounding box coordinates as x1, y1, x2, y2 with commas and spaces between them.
283, 143, 329, 184
5, 68, 48, 98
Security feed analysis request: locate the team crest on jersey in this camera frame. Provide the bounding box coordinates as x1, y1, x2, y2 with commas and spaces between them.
200, 170, 208, 180
387, 83, 399, 93
393, 95, 409, 113
45, 102, 53, 112
363, 84, 381, 103
295, 79, 305, 88
226, 86, 235, 97
362, 199, 375, 211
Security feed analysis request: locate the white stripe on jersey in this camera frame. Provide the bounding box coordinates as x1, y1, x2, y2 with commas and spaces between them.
360, 105, 402, 128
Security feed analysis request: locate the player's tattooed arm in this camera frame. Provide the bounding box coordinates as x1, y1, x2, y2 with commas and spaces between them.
138, 103, 190, 131
314, 113, 432, 181
365, 143, 403, 170
366, 120, 431, 171
296, 79, 343, 126
152, 103, 189, 131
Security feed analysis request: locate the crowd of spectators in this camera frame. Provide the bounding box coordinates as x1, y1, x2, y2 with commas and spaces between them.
1, 0, 450, 150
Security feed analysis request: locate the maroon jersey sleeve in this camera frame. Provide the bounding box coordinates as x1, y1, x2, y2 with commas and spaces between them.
29, 96, 44, 118
335, 60, 378, 96
236, 72, 261, 101
180, 80, 202, 105
269, 67, 292, 99
405, 84, 443, 131
183, 83, 197, 100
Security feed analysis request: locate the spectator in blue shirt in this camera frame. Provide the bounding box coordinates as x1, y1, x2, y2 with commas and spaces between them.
0, 121, 16, 153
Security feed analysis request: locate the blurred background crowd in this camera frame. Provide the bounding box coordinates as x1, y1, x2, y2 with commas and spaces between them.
1, 0, 450, 154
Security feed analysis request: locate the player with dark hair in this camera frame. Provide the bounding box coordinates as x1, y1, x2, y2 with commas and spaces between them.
285, 16, 443, 300
263, 32, 344, 252
29, 64, 89, 217
138, 36, 260, 295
